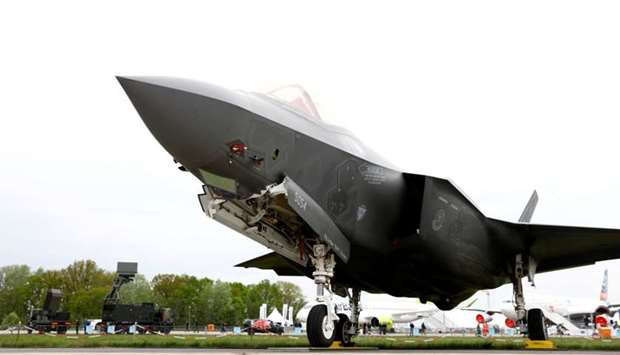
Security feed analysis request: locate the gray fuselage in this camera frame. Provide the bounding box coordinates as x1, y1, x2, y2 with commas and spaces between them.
119, 77, 521, 309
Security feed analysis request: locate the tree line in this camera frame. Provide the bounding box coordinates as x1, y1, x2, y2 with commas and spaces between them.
0, 260, 306, 328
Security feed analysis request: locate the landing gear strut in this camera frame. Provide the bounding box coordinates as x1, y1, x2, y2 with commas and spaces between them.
306, 244, 338, 347
513, 254, 548, 340
512, 255, 527, 333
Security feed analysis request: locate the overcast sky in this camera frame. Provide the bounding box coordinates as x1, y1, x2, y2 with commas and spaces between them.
1, 1, 620, 308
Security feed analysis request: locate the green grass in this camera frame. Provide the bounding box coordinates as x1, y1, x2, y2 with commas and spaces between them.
0, 334, 306, 349
1, 334, 620, 350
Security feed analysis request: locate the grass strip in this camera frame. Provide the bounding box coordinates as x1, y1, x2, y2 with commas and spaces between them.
1, 335, 620, 350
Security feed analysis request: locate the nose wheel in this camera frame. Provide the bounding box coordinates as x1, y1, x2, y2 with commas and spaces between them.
307, 305, 336, 347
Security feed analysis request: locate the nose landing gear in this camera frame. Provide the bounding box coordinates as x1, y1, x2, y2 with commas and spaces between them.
306, 244, 361, 347
306, 244, 337, 347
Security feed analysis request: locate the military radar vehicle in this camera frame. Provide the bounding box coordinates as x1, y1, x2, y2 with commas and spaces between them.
27, 289, 71, 334
100, 262, 174, 334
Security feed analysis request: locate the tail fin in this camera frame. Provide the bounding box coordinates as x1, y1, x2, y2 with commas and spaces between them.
600, 269, 609, 304
518, 190, 538, 223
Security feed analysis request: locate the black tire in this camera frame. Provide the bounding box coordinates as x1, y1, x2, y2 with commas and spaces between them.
528, 308, 548, 340
307, 305, 336, 347
334, 315, 353, 345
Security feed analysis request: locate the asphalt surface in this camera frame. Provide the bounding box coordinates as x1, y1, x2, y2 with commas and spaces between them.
0, 350, 615, 354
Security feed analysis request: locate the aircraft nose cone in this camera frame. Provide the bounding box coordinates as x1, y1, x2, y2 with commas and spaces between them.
117, 76, 272, 198
117, 76, 215, 167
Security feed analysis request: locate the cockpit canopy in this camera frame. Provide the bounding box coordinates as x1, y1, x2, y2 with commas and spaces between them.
265, 85, 322, 122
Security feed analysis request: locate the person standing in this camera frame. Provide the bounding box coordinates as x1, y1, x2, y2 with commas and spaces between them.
409, 321, 415, 336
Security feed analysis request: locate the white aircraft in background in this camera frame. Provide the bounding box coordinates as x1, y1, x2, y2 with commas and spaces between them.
346, 298, 439, 328
296, 293, 478, 331
296, 297, 435, 329
561, 269, 620, 328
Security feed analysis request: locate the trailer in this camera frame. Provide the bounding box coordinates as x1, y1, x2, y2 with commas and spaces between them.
27, 289, 71, 334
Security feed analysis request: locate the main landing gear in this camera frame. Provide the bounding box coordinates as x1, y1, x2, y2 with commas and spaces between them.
306, 244, 360, 347
513, 254, 548, 340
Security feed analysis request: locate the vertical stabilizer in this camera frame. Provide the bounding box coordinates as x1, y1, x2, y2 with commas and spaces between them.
518, 190, 539, 223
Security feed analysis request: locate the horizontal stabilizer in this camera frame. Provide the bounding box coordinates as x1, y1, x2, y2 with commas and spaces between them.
235, 252, 307, 277
501, 221, 620, 273
518, 190, 538, 223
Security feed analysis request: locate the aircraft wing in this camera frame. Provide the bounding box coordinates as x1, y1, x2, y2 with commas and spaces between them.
496, 220, 620, 274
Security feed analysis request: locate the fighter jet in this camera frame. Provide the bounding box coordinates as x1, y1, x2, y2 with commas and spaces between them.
118, 76, 620, 346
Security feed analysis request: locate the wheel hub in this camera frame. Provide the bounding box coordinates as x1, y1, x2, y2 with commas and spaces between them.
322, 315, 334, 339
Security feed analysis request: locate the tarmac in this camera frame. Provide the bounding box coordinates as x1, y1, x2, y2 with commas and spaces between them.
0, 350, 616, 355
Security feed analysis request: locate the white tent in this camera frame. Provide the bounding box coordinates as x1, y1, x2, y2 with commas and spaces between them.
267, 308, 286, 324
